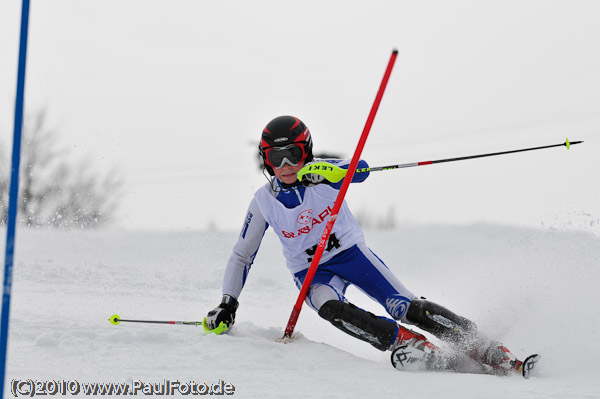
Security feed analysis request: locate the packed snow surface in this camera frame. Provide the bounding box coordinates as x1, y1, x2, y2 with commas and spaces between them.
3, 224, 600, 398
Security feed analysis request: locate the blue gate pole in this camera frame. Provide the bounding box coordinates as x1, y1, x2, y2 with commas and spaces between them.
1, 0, 31, 397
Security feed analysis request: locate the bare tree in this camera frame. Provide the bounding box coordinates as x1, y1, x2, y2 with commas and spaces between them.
0, 109, 124, 228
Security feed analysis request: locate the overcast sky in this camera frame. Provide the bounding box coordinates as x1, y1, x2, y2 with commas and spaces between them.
1, 1, 598, 233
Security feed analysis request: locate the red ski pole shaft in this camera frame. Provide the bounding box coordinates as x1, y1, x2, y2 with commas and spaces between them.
283, 49, 399, 339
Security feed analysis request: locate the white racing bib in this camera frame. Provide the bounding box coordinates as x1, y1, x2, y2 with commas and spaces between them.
254, 183, 365, 274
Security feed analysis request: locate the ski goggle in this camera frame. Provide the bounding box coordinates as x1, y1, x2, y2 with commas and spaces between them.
263, 143, 308, 169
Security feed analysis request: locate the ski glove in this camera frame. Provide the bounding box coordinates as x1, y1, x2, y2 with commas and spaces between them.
300, 162, 330, 187
205, 295, 239, 333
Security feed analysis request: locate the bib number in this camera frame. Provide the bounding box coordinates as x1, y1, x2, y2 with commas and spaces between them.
305, 233, 341, 262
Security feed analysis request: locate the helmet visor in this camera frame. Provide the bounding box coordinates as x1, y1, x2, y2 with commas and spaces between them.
264, 144, 307, 169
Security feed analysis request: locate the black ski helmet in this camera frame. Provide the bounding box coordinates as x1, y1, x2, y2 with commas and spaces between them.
259, 116, 313, 176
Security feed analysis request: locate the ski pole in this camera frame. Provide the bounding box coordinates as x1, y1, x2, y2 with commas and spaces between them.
108, 314, 228, 334
283, 49, 398, 339
298, 139, 583, 183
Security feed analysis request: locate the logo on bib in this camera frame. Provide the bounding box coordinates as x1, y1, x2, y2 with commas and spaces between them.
297, 209, 313, 225
282, 204, 333, 238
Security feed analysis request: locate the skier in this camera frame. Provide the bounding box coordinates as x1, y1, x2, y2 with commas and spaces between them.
205, 115, 529, 376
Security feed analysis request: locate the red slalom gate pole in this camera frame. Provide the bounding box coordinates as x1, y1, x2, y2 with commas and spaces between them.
283, 49, 399, 339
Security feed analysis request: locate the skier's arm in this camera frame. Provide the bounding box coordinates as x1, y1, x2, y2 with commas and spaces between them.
301, 159, 370, 188
222, 197, 268, 299
329, 159, 370, 187
205, 198, 268, 333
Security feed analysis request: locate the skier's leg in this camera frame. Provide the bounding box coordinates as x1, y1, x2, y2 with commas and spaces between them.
318, 300, 397, 351
294, 268, 396, 350
322, 243, 418, 322
322, 246, 522, 373
316, 297, 439, 371
405, 298, 478, 346
298, 245, 435, 352
296, 272, 348, 312
295, 269, 433, 353
405, 298, 522, 373
317, 299, 435, 353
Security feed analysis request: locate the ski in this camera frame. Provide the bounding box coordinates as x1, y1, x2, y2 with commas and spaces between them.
391, 346, 541, 379
391, 345, 486, 375
520, 354, 541, 379
390, 343, 434, 372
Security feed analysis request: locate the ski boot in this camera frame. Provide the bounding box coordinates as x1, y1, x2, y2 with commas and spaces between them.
480, 344, 541, 378
390, 326, 438, 371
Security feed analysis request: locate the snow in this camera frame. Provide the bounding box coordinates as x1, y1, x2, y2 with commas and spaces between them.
3, 224, 600, 398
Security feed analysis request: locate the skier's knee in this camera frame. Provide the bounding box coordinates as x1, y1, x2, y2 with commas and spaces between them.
406, 298, 456, 326
383, 295, 413, 322
306, 283, 344, 311
317, 299, 343, 321
405, 298, 428, 324
318, 300, 398, 351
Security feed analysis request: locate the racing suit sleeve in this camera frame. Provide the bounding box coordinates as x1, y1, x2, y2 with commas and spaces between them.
329, 159, 370, 189
222, 197, 269, 299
